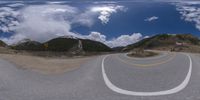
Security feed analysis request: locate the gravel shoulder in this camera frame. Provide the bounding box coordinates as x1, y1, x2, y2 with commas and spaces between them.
0, 54, 94, 75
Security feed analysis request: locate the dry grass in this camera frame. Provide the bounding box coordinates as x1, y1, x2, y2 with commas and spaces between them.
128, 50, 159, 58
0, 54, 94, 75
152, 45, 200, 53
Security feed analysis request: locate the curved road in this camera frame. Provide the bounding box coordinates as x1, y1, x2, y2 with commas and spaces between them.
0, 52, 200, 100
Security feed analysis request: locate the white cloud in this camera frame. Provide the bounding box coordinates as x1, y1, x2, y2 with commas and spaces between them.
106, 33, 143, 47
1, 34, 26, 45
175, 2, 200, 31
91, 5, 126, 24
85, 31, 106, 43
10, 5, 79, 44
144, 16, 159, 22
0, 7, 20, 32
47, 1, 66, 4
144, 36, 150, 39
7, 3, 24, 7
0, 4, 129, 47
82, 32, 143, 47
73, 4, 126, 26
177, 1, 200, 5
72, 10, 96, 27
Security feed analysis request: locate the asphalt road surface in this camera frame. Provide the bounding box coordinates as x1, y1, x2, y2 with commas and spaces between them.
0, 51, 200, 100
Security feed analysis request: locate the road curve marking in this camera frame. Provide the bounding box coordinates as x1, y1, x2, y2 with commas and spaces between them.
101, 54, 192, 96
117, 53, 176, 67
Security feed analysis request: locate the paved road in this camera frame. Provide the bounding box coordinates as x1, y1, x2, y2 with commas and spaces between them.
0, 52, 200, 100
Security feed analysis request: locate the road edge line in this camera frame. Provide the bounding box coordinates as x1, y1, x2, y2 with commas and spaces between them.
101, 54, 192, 96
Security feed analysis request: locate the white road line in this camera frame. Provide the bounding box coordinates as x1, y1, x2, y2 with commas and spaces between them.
101, 54, 192, 96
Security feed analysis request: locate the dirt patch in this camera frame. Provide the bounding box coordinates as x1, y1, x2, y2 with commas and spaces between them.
0, 54, 94, 75
128, 50, 159, 58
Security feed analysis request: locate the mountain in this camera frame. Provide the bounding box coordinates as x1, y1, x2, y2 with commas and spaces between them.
11, 39, 44, 51
11, 37, 112, 52
123, 34, 200, 52
43, 37, 78, 52
80, 39, 112, 52
44, 37, 112, 52
0, 40, 7, 47
112, 46, 125, 52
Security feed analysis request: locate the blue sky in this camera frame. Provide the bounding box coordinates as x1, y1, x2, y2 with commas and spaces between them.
0, 0, 200, 47
72, 1, 200, 37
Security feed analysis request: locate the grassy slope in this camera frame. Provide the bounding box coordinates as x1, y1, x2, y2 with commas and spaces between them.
124, 34, 200, 52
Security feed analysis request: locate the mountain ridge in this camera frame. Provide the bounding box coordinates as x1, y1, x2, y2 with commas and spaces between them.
10, 36, 112, 53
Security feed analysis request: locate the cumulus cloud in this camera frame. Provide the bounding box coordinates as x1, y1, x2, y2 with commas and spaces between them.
91, 5, 126, 24
106, 33, 143, 47
4, 5, 78, 44
177, 1, 200, 5
144, 16, 159, 22
175, 2, 200, 31
0, 3, 132, 47
72, 10, 96, 27
0, 4, 91, 44
1, 34, 26, 45
85, 31, 106, 43
7, 3, 25, 7
82, 32, 143, 47
0, 7, 20, 33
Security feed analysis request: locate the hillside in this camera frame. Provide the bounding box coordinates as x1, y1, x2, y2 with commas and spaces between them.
11, 37, 112, 53
0, 40, 7, 47
11, 39, 44, 51
80, 39, 112, 52
44, 38, 78, 52
124, 34, 200, 52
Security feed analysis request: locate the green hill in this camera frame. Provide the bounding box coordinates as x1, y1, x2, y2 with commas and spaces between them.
81, 39, 112, 52
44, 38, 78, 52
0, 40, 7, 47
11, 37, 112, 52
11, 39, 44, 51
124, 34, 200, 52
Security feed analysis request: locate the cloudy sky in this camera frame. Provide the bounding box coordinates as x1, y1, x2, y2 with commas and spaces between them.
0, 0, 200, 47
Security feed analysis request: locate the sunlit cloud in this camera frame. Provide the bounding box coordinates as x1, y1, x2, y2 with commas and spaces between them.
91, 5, 126, 24
0, 3, 133, 47
175, 1, 200, 31
106, 33, 143, 47
81, 32, 144, 47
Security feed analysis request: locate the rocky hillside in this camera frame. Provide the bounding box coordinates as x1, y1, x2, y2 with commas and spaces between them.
124, 34, 200, 52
